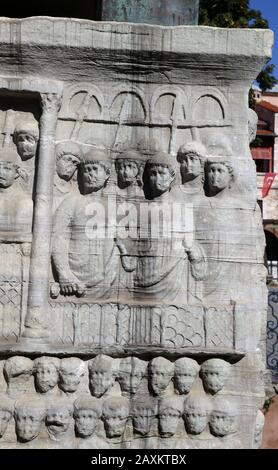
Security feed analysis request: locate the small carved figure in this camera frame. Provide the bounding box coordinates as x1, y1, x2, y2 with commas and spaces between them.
115, 149, 145, 197
158, 396, 184, 438
176, 141, 206, 196
200, 359, 231, 394
13, 122, 39, 161
184, 394, 211, 435
209, 397, 237, 437
253, 409, 265, 449
88, 355, 116, 398
102, 396, 129, 438
53, 140, 82, 209
33, 356, 60, 395
46, 399, 73, 441
149, 357, 174, 396
117, 357, 146, 395
59, 357, 86, 395
56, 141, 82, 182
0, 395, 13, 438
3, 356, 33, 398
131, 399, 156, 436
73, 396, 102, 438
14, 398, 45, 442
0, 151, 33, 239
174, 357, 200, 394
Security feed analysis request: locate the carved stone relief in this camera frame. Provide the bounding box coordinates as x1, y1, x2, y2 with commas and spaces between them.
0, 354, 248, 448
0, 17, 270, 448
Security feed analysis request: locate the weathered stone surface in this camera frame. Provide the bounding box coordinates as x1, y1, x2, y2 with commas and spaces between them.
0, 17, 272, 448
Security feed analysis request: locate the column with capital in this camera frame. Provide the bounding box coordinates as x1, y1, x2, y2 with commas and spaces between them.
23, 93, 62, 339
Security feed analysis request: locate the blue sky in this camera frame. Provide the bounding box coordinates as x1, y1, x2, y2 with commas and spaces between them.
250, 0, 278, 89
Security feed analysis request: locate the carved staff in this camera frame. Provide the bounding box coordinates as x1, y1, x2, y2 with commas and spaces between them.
169, 96, 182, 155
2, 109, 15, 147
70, 92, 91, 141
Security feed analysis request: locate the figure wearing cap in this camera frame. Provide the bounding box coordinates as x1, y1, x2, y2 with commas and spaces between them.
52, 148, 117, 299
13, 122, 39, 162
175, 141, 206, 201
115, 148, 145, 199
53, 140, 82, 211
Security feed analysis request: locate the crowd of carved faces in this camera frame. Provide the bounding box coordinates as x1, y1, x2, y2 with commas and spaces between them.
0, 355, 238, 442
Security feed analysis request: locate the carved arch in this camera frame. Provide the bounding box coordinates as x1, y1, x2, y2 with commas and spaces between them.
191, 88, 228, 124
150, 85, 187, 125
59, 83, 104, 120
109, 85, 148, 124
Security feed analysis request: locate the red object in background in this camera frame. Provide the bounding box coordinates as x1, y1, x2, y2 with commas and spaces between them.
262, 172, 277, 198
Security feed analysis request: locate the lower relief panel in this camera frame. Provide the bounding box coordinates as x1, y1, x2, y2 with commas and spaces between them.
0, 353, 265, 449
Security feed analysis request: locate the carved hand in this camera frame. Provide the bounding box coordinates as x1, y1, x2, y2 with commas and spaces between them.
59, 280, 86, 297
121, 255, 137, 272
115, 238, 137, 272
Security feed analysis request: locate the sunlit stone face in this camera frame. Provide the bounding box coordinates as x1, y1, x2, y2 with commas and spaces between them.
74, 409, 98, 438
0, 410, 12, 437
207, 163, 231, 194
15, 132, 37, 161
147, 165, 173, 196
15, 410, 44, 442
0, 162, 18, 189
56, 154, 80, 181
82, 162, 109, 193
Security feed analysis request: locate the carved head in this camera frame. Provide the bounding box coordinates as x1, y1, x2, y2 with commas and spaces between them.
0, 149, 23, 190
200, 359, 231, 394
248, 108, 258, 144
209, 397, 236, 437
14, 398, 45, 442
0, 160, 20, 188
46, 400, 73, 439
13, 122, 39, 161
174, 358, 200, 394
0, 395, 13, 438
149, 357, 174, 396
102, 396, 129, 438
56, 141, 82, 181
73, 396, 102, 438
33, 356, 60, 394
117, 357, 146, 394
205, 158, 234, 196
131, 399, 156, 436
88, 355, 116, 398
3, 356, 33, 393
80, 149, 111, 194
145, 152, 176, 198
253, 409, 265, 449
115, 149, 145, 188
59, 358, 86, 393
184, 394, 211, 435
177, 141, 206, 183
158, 396, 184, 438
